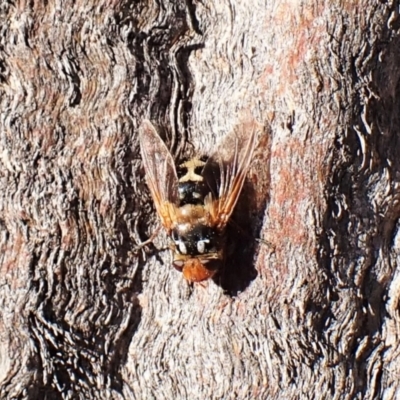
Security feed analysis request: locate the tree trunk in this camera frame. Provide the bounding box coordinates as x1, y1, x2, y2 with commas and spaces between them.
1, 1, 399, 399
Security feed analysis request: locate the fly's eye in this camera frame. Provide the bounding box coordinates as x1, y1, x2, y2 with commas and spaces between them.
197, 239, 210, 254
173, 260, 184, 271
200, 259, 222, 272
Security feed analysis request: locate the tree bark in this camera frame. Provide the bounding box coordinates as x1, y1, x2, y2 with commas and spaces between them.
1, 0, 400, 399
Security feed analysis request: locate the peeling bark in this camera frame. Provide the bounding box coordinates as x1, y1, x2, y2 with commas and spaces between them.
1, 1, 400, 399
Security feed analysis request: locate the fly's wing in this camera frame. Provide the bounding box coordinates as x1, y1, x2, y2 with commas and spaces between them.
202, 125, 257, 230
139, 120, 178, 231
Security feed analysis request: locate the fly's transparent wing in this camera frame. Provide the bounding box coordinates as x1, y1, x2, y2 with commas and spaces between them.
139, 120, 178, 231
202, 125, 257, 230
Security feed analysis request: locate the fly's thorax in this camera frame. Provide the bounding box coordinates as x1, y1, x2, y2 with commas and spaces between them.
177, 157, 210, 206
171, 223, 225, 257
174, 203, 208, 223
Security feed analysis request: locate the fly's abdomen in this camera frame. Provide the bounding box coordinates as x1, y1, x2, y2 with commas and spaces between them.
177, 157, 209, 206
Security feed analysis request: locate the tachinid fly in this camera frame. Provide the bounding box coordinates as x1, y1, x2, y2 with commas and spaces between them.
139, 120, 257, 282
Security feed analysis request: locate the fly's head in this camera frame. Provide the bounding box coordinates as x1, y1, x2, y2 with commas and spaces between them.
170, 224, 225, 283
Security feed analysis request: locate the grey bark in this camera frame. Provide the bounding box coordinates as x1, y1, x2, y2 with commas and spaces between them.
0, 0, 399, 399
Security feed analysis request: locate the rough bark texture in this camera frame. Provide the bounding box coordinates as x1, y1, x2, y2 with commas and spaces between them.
0, 0, 400, 399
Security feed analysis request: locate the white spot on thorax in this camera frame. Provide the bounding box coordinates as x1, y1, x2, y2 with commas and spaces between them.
197, 239, 210, 254
176, 240, 187, 255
